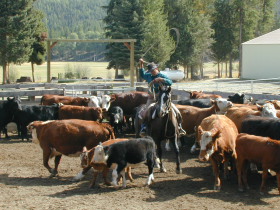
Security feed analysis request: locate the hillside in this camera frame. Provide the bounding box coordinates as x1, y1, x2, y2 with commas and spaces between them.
34, 0, 109, 38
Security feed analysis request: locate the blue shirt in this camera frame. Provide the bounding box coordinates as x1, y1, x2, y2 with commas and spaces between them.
139, 68, 173, 93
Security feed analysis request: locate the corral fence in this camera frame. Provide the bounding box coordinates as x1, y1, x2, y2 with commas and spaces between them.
1, 77, 280, 101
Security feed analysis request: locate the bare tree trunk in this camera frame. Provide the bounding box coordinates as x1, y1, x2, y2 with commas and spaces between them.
217, 62, 220, 78
2, 63, 8, 84
183, 65, 187, 79
229, 53, 233, 78
31, 62, 35, 82
115, 67, 119, 79
225, 61, 228, 78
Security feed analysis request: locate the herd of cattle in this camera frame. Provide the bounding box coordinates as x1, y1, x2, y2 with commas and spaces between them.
1, 90, 280, 195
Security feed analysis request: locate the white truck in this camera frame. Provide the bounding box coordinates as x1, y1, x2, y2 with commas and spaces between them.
160, 68, 184, 82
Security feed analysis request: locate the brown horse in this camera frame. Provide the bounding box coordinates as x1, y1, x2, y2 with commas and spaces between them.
147, 86, 182, 174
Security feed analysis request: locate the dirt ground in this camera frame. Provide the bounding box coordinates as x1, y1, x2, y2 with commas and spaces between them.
1, 130, 280, 210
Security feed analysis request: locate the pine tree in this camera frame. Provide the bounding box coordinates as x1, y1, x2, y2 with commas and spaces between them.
104, 0, 145, 78
29, 9, 47, 82
0, 0, 36, 84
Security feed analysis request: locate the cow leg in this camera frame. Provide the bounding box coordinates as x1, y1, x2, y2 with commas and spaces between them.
126, 167, 134, 182
53, 155, 62, 176
210, 157, 221, 190
146, 155, 155, 185
237, 159, 245, 192
171, 135, 181, 174
242, 161, 250, 190
111, 164, 119, 187
42, 149, 56, 177
165, 139, 171, 151
276, 172, 280, 195
120, 170, 127, 188
89, 170, 99, 188
73, 166, 91, 182
102, 167, 111, 186
260, 167, 269, 195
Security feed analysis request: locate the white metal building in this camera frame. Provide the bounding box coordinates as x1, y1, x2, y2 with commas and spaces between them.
241, 28, 280, 79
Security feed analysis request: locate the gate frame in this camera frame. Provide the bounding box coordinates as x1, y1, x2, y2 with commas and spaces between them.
46, 38, 136, 87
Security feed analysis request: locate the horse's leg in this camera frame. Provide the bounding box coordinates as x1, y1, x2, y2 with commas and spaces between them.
156, 139, 166, 173
170, 134, 182, 174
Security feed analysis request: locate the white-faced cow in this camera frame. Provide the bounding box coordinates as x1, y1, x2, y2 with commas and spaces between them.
198, 115, 238, 190
27, 119, 115, 180
92, 136, 158, 188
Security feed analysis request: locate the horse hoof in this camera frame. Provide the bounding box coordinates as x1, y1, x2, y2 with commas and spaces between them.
176, 169, 182, 174
160, 168, 167, 173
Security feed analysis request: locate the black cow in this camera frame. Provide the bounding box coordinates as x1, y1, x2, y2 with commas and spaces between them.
241, 116, 280, 140
176, 98, 213, 108
108, 106, 125, 135
13, 104, 60, 141
228, 93, 253, 104
0, 97, 22, 139
93, 136, 158, 188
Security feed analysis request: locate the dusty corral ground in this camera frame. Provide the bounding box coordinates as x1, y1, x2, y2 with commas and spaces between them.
1, 131, 280, 210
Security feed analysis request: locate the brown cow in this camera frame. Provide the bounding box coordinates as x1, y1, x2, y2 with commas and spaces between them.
188, 91, 222, 99
198, 115, 238, 190
225, 103, 278, 132
27, 119, 115, 180
58, 105, 103, 122
80, 138, 133, 188
110, 91, 149, 130
110, 91, 149, 116
175, 98, 233, 153
236, 133, 280, 195
41, 94, 90, 106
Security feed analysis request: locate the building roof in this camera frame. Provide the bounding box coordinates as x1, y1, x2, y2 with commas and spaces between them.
243, 28, 280, 45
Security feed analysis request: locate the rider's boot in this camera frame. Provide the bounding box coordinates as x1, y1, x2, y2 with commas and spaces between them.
140, 123, 148, 137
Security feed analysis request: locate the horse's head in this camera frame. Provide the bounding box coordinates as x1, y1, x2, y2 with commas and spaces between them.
157, 85, 172, 118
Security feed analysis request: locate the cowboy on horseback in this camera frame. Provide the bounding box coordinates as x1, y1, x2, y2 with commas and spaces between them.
138, 58, 186, 137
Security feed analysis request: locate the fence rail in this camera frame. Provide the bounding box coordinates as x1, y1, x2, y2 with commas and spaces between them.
0, 78, 280, 101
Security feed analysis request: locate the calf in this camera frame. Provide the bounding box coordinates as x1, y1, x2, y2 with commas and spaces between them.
227, 93, 253, 104
198, 115, 238, 190
41, 94, 90, 106
80, 138, 133, 188
0, 97, 22, 139
236, 133, 280, 195
27, 119, 115, 180
93, 137, 158, 188
13, 104, 60, 141
58, 105, 103, 122
108, 106, 125, 135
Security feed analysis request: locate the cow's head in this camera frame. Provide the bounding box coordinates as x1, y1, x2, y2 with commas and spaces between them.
198, 126, 220, 162
257, 103, 278, 118
88, 96, 100, 107
215, 98, 233, 114
27, 121, 39, 144
7, 96, 22, 112
101, 95, 111, 111
92, 143, 108, 164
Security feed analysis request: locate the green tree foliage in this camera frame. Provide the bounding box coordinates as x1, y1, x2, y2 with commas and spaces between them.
165, 0, 213, 79
211, 0, 235, 78
0, 0, 37, 84
29, 9, 47, 82
141, 0, 175, 65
